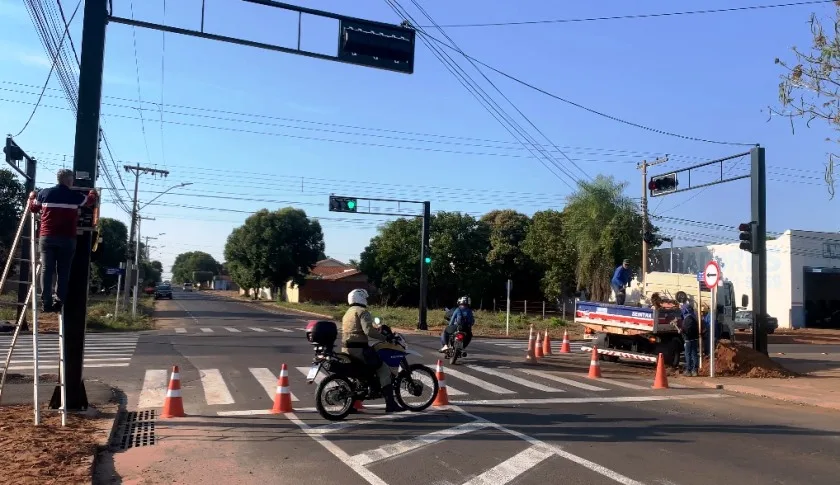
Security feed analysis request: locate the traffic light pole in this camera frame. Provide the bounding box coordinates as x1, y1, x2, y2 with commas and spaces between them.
648, 146, 769, 355
419, 201, 431, 330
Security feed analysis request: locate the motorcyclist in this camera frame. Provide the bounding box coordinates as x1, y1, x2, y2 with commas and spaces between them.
439, 296, 475, 352
341, 288, 400, 413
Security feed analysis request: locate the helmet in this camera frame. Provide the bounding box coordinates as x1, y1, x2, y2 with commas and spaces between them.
348, 288, 369, 306
457, 296, 470, 306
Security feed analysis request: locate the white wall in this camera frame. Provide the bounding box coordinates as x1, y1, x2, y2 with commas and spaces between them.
788, 230, 840, 328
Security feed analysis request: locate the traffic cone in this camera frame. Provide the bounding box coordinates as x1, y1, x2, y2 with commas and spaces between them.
534, 331, 545, 358
587, 346, 602, 379
161, 365, 186, 418
271, 363, 293, 413
432, 360, 450, 406
652, 353, 669, 389
524, 328, 538, 364
559, 330, 571, 353
352, 400, 364, 411
542, 331, 552, 355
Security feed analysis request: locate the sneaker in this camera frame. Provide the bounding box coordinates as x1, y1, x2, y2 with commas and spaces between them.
439, 345, 449, 352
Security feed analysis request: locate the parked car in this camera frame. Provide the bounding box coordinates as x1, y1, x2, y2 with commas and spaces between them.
154, 284, 173, 300
183, 282, 193, 292
733, 310, 778, 334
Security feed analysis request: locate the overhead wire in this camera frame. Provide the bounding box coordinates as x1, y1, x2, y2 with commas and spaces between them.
129, 0, 153, 164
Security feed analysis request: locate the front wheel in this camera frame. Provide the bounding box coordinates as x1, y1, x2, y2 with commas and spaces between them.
394, 364, 439, 412
314, 373, 355, 421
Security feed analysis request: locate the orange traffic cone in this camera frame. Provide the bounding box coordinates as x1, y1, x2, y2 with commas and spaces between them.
161, 365, 186, 418
587, 346, 602, 379
432, 360, 450, 406
352, 400, 364, 411
542, 331, 552, 355
559, 330, 571, 353
652, 353, 669, 389
271, 363, 294, 413
524, 327, 537, 364
534, 331, 545, 358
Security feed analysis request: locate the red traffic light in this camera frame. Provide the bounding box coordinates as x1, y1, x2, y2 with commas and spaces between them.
738, 223, 751, 232
647, 180, 657, 190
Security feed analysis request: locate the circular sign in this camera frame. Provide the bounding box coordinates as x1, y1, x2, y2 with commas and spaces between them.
703, 260, 721, 288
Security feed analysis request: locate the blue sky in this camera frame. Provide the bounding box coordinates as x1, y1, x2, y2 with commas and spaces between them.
1, 0, 837, 280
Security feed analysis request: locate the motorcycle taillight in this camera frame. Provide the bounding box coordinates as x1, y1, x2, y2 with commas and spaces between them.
455, 333, 464, 341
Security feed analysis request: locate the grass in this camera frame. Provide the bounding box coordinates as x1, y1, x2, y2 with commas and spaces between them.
273, 300, 581, 339
1, 292, 154, 332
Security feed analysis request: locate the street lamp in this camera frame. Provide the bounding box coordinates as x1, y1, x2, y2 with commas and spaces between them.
138, 182, 193, 211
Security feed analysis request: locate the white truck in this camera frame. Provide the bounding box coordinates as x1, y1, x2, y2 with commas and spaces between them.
574, 271, 742, 367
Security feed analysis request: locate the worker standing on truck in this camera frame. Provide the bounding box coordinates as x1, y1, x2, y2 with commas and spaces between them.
611, 259, 633, 305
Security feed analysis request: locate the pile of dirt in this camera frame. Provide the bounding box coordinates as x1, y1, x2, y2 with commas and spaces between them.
697, 341, 798, 378
0, 405, 109, 485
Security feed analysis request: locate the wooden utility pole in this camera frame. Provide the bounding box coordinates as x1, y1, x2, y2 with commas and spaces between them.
637, 156, 669, 284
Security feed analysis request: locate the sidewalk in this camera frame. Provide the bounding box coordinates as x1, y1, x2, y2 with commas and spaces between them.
683, 375, 840, 411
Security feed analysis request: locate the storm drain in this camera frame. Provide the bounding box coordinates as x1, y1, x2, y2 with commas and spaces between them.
111, 410, 157, 450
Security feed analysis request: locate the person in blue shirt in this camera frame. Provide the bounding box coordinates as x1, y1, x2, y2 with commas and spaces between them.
701, 306, 722, 357
679, 303, 701, 376
611, 259, 633, 305
440, 296, 474, 352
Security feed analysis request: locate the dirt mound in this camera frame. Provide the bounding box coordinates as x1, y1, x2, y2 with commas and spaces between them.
697, 341, 798, 378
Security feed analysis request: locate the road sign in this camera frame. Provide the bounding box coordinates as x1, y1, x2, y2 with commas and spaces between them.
106, 267, 125, 276
703, 261, 721, 288
696, 271, 703, 282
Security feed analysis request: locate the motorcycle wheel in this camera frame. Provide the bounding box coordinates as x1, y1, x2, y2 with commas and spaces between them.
393, 364, 439, 412
314, 374, 355, 421
449, 345, 459, 366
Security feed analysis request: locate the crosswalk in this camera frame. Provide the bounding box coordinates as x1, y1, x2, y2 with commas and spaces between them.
475, 338, 584, 352
135, 360, 680, 410
171, 326, 304, 334
0, 334, 138, 372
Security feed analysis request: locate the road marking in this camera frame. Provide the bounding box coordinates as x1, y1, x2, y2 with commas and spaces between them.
669, 383, 689, 389
594, 379, 649, 390
466, 365, 564, 393
309, 406, 447, 434
224, 327, 241, 333
517, 369, 608, 391
175, 328, 187, 334
249, 367, 299, 402
450, 393, 729, 406
349, 421, 489, 467
442, 367, 516, 394
296, 366, 325, 385
272, 327, 293, 333
249, 327, 267, 332
3, 363, 130, 371
200, 369, 235, 405
462, 444, 554, 485
200, 328, 213, 333
296, 328, 308, 331
138, 369, 168, 409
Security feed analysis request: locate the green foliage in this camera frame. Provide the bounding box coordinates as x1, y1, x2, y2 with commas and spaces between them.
140, 260, 163, 287
0, 169, 26, 262
90, 218, 128, 290
171, 251, 221, 284
223, 207, 325, 290
523, 210, 577, 300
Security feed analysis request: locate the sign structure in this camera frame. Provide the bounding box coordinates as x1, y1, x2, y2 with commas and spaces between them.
106, 267, 125, 276
703, 260, 721, 289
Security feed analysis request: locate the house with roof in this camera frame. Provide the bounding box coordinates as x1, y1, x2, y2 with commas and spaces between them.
283, 258, 374, 304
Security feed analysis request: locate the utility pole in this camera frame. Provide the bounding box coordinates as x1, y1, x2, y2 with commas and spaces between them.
144, 235, 159, 260
751, 147, 768, 355
637, 156, 668, 283
122, 164, 168, 310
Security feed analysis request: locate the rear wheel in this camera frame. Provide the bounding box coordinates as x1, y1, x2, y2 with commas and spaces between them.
314, 374, 355, 421
394, 364, 439, 412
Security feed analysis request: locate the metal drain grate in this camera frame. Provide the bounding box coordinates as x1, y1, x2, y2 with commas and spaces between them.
111, 410, 157, 450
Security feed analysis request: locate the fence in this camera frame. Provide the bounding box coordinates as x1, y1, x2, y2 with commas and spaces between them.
484, 297, 577, 320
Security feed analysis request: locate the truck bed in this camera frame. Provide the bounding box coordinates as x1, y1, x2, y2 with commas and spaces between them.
575, 301, 680, 335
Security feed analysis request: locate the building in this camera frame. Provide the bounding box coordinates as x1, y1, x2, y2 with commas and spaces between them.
283, 258, 374, 304
650, 230, 840, 330
212, 275, 238, 291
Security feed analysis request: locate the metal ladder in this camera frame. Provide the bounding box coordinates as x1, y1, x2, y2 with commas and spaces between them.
0, 206, 67, 426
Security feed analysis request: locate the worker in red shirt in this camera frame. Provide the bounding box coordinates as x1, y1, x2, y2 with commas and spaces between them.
28, 169, 98, 313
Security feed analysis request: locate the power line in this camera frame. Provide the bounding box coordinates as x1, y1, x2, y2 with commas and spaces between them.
129, 0, 152, 164
421, 1, 835, 28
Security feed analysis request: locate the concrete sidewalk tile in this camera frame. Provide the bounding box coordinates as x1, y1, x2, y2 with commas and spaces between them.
689, 376, 840, 411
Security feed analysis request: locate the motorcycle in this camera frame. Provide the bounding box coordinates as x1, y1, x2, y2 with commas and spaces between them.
305, 318, 439, 421
442, 324, 468, 365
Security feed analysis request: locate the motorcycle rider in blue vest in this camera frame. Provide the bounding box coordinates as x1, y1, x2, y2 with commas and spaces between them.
440, 296, 475, 352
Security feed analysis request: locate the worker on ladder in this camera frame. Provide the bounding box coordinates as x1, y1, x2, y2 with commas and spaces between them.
28, 169, 98, 313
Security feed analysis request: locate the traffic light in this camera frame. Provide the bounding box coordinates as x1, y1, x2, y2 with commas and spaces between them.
648, 173, 678, 196
329, 195, 358, 213
338, 19, 416, 74
738, 222, 757, 253
424, 256, 431, 264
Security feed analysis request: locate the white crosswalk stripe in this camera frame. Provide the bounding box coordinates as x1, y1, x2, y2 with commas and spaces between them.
224, 327, 241, 333
249, 367, 299, 402
171, 326, 301, 334
0, 334, 138, 372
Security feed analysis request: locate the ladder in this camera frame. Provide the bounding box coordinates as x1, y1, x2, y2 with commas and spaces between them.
0, 205, 67, 426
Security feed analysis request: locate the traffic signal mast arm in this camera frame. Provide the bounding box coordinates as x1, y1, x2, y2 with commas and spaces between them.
328, 194, 427, 217
647, 150, 753, 198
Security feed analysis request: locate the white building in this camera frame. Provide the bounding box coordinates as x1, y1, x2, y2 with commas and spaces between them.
650, 230, 840, 330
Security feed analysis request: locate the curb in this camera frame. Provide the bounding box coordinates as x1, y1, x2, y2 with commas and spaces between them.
690, 378, 840, 411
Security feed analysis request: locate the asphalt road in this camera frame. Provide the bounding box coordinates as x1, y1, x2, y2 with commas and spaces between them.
7, 289, 839, 484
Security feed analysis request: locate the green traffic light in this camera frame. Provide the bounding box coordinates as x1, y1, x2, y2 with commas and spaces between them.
424, 256, 431, 264
347, 200, 356, 210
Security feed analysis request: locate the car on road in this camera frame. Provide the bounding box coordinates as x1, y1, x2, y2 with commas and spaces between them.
183, 282, 193, 292
155, 284, 173, 300
733, 310, 778, 334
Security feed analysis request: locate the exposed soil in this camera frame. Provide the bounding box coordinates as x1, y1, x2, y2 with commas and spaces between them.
0, 404, 113, 485
696, 341, 799, 378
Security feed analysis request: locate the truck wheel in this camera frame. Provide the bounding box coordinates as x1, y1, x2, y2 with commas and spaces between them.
664, 339, 683, 368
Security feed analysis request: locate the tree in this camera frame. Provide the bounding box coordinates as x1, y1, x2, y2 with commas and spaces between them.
562, 175, 653, 302
171, 251, 221, 284
359, 218, 422, 305
90, 218, 128, 291
223, 208, 324, 290
523, 210, 577, 300
0, 169, 26, 262
480, 209, 541, 299
139, 260, 162, 287
773, 6, 840, 198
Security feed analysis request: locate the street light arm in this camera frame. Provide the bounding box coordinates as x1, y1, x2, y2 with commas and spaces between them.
138, 182, 193, 211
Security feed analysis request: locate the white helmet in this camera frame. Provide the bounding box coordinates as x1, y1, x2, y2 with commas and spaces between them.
348, 288, 369, 306
458, 296, 470, 306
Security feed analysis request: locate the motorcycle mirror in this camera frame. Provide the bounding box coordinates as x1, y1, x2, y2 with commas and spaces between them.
374, 317, 381, 325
